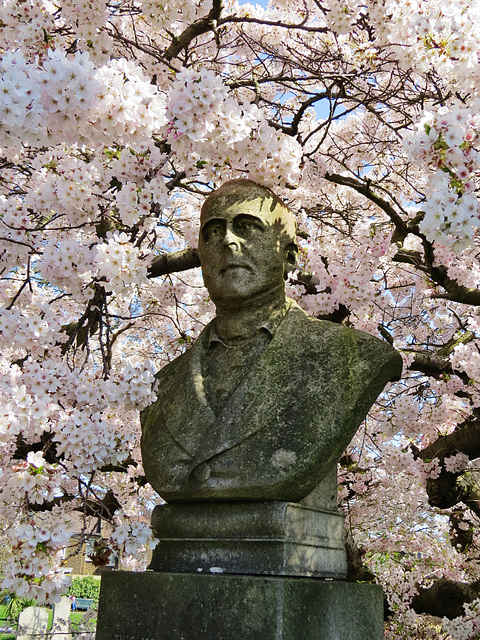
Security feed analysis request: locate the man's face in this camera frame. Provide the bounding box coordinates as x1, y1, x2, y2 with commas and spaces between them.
198, 197, 289, 307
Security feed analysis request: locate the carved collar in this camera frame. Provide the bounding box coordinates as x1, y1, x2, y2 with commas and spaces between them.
208, 298, 293, 348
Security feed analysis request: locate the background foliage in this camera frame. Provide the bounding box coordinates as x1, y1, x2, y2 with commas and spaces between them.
68, 577, 101, 609
1, 0, 480, 637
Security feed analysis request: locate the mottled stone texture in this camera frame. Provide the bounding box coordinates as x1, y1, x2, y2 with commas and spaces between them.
17, 607, 49, 640
96, 571, 384, 640
141, 302, 402, 503
149, 501, 347, 578
97, 182, 393, 640
141, 180, 402, 504
51, 596, 72, 640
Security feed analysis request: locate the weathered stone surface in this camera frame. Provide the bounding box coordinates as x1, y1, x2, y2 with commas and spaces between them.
141, 300, 402, 502
95, 571, 384, 640
141, 179, 402, 503
133, 181, 393, 638
17, 606, 49, 640
149, 501, 347, 578
51, 596, 72, 640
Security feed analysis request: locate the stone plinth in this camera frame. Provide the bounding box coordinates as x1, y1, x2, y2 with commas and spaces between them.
95, 571, 383, 640
149, 501, 347, 579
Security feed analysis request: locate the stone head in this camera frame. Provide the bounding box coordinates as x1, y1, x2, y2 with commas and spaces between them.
198, 179, 298, 307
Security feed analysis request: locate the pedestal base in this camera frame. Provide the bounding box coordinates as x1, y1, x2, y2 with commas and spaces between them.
95, 571, 384, 640
150, 501, 347, 578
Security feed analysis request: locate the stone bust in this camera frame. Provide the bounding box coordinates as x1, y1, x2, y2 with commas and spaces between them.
141, 179, 402, 504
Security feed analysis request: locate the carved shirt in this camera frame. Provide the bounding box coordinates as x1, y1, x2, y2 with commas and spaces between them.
204, 301, 290, 415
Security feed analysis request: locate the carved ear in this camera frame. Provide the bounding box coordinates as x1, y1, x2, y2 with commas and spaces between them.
284, 242, 298, 279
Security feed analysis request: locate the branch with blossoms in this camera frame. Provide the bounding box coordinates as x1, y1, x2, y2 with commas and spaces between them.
1, 0, 480, 634
323, 173, 480, 306
419, 416, 480, 465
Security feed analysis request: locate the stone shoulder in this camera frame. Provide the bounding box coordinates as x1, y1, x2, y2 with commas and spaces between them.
287, 303, 403, 380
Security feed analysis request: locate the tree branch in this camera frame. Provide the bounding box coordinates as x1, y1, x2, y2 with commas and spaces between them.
84, 489, 121, 520
164, 0, 224, 60
325, 173, 480, 306
218, 15, 328, 33
324, 172, 410, 240
428, 266, 480, 306
412, 579, 480, 620
415, 416, 480, 511
148, 247, 201, 278
418, 417, 480, 464
344, 528, 376, 584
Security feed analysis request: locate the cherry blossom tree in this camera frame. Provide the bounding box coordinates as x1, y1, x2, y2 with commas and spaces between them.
1, 0, 480, 636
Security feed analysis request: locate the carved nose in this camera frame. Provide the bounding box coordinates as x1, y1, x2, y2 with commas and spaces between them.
223, 228, 240, 249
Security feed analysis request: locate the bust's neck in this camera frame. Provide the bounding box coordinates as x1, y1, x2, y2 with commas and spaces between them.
213, 286, 286, 342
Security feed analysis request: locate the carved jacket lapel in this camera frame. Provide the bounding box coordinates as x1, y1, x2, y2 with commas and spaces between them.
190, 305, 303, 465
161, 321, 217, 457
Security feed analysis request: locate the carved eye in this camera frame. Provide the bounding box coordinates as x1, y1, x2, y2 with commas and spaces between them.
232, 215, 263, 237
202, 220, 225, 244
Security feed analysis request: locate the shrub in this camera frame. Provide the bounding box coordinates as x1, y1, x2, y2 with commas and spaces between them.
0, 592, 37, 622
68, 577, 101, 608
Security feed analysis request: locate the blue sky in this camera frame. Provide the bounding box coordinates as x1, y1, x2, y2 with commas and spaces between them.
238, 0, 270, 8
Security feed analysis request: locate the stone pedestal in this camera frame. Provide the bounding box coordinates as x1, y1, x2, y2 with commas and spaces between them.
149, 501, 347, 578
96, 501, 384, 639
96, 571, 384, 640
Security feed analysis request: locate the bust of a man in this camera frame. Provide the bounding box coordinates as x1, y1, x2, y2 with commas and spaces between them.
141, 179, 402, 504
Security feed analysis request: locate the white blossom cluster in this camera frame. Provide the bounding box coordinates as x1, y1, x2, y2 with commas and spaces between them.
368, 0, 480, 91
0, 357, 156, 476
443, 599, 480, 640
234, 121, 303, 188
166, 68, 302, 186
41, 238, 96, 298
296, 220, 392, 317
141, 0, 210, 36
3, 452, 64, 506
403, 103, 480, 250
110, 516, 155, 556
95, 232, 151, 294
0, 50, 44, 146
0, 348, 156, 602
444, 452, 470, 474
57, 0, 111, 62
0, 504, 74, 603
103, 145, 172, 226
450, 342, 480, 381
0, 0, 56, 54
0, 196, 39, 272
0, 49, 167, 149
55, 409, 123, 475
322, 0, 365, 34
111, 362, 157, 412
0, 307, 62, 362
23, 148, 100, 227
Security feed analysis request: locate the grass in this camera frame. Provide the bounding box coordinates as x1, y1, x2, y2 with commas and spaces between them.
70, 611, 87, 625
0, 606, 15, 640
0, 602, 14, 639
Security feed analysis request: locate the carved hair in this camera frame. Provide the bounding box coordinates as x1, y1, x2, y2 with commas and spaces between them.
201, 179, 297, 246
